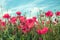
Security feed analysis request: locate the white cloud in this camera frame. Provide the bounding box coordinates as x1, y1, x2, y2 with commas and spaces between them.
7, 0, 44, 10
0, 0, 46, 18
0, 0, 7, 6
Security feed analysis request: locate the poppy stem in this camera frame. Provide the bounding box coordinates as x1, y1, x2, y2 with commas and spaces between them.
49, 17, 51, 28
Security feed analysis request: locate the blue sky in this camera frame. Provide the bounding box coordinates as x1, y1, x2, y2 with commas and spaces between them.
0, 0, 60, 18
3, 0, 60, 11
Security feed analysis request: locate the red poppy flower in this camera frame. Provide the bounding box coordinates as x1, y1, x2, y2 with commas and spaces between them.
10, 17, 17, 24
37, 27, 48, 35
3, 13, 10, 19
19, 16, 26, 23
26, 19, 35, 29
21, 25, 30, 34
16, 11, 21, 15
45, 11, 53, 17
56, 11, 60, 16
1, 21, 6, 26
32, 17, 37, 22
41, 27, 48, 34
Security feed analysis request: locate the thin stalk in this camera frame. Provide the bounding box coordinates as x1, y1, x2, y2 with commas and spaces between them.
49, 17, 51, 28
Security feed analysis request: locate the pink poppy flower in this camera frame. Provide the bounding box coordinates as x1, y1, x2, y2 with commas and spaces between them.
1, 21, 6, 27
45, 11, 53, 17
16, 11, 21, 15
19, 16, 26, 23
10, 17, 17, 24
37, 27, 48, 35
26, 19, 35, 29
56, 11, 60, 16
3, 13, 10, 19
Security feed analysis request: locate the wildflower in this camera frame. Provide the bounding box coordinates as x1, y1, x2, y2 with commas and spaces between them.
16, 11, 21, 15
10, 17, 17, 24
56, 11, 60, 16
22, 25, 30, 34
45, 11, 53, 17
3, 13, 10, 19
32, 17, 37, 22
41, 27, 48, 34
37, 27, 48, 35
19, 16, 26, 23
26, 19, 35, 29
1, 21, 6, 26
